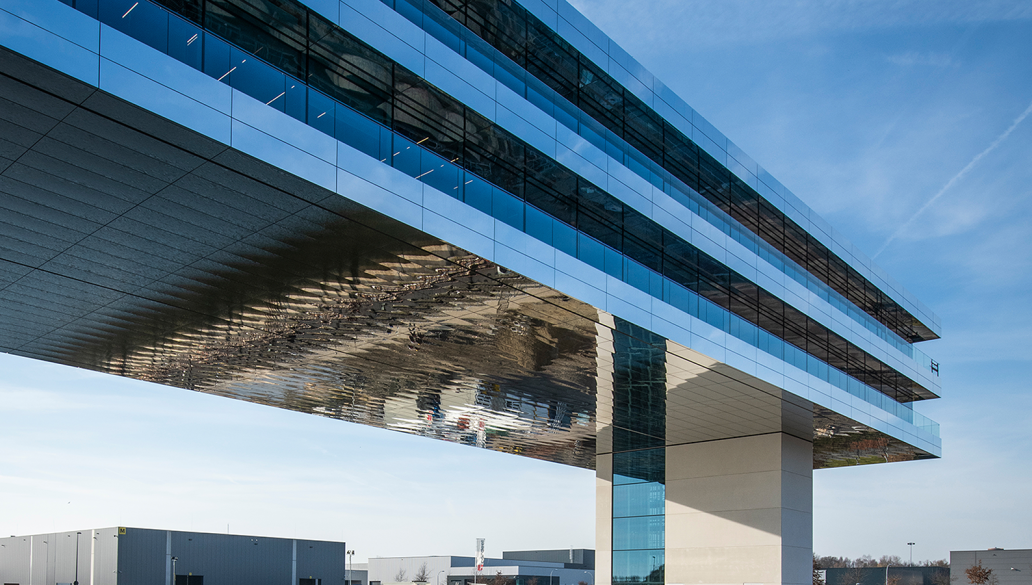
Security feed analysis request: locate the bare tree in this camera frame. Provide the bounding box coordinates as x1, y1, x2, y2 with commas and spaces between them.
395, 568, 408, 582
489, 571, 513, 585
887, 575, 903, 585
414, 563, 430, 583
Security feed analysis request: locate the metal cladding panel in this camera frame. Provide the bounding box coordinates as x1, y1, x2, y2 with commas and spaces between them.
118, 528, 169, 585
93, 528, 120, 585
296, 539, 347, 583
0, 534, 32, 583
0, 530, 100, 585
169, 532, 294, 585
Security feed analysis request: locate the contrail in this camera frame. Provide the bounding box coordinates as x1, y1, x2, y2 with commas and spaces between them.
873, 97, 1032, 259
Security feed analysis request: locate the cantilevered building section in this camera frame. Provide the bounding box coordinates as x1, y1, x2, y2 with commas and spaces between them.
0, 0, 941, 584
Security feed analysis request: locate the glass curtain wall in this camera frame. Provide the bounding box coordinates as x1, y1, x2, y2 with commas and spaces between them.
57, 0, 939, 425
611, 319, 666, 585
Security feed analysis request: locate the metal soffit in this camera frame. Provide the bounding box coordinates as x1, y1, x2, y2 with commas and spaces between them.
0, 47, 933, 469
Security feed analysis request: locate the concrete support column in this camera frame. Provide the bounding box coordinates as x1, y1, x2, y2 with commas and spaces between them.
596, 452, 614, 585
664, 433, 813, 585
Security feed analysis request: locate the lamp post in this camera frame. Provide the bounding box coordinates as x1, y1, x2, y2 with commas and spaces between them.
172, 556, 178, 585
583, 570, 593, 585
907, 543, 915, 566
346, 549, 355, 585
549, 568, 557, 585
885, 564, 891, 585
74, 531, 81, 585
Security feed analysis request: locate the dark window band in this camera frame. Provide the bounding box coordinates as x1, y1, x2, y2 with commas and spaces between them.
392, 0, 938, 345
67, 0, 934, 404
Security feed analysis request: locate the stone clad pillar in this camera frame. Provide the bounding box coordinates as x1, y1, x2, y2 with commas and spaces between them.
664, 433, 813, 585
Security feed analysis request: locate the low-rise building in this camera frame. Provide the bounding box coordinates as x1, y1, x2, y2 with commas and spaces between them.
368, 550, 594, 585
0, 528, 344, 585
951, 548, 1032, 585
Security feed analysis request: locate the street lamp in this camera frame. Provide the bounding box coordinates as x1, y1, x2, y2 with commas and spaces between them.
74, 531, 82, 585
907, 543, 915, 566
172, 556, 178, 585
582, 571, 593, 585
438, 569, 448, 585
885, 563, 891, 585
346, 549, 355, 585
549, 568, 557, 585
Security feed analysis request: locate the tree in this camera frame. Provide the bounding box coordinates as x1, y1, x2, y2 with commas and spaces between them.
878, 556, 904, 568
414, 563, 430, 583
965, 561, 996, 585
813, 566, 825, 585
395, 568, 408, 582
886, 575, 902, 585
489, 571, 513, 585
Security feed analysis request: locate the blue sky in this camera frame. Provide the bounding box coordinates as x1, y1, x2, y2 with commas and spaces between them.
2, 0, 1031, 566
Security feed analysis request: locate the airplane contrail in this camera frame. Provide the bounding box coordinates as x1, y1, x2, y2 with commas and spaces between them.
873, 97, 1032, 259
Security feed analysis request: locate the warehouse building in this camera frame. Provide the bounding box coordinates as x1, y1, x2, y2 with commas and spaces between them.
0, 528, 344, 585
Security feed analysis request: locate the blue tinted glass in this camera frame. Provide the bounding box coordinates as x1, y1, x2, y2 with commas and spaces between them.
336, 104, 384, 160
525, 206, 552, 246
613, 482, 665, 518
613, 550, 664, 585
231, 48, 286, 109
493, 189, 524, 230
307, 88, 335, 136
625, 257, 650, 292
167, 14, 202, 71
604, 246, 622, 278
577, 233, 605, 272
613, 448, 664, 485
75, 0, 99, 18
392, 135, 420, 178
422, 156, 462, 196
284, 80, 305, 122
552, 222, 576, 257
613, 516, 665, 550
464, 176, 492, 215
202, 34, 232, 81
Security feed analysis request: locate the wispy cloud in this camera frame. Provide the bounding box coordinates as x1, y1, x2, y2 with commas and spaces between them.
873, 96, 1032, 258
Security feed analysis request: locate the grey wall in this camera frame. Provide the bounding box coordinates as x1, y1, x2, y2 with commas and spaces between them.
952, 549, 1032, 585
824, 566, 949, 585
117, 528, 345, 585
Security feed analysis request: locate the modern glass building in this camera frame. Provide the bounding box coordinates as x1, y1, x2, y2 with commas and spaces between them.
0, 0, 941, 584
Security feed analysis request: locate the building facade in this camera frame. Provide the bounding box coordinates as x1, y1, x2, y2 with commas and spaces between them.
366, 550, 593, 585
0, 528, 345, 585
951, 549, 1032, 585
0, 0, 942, 584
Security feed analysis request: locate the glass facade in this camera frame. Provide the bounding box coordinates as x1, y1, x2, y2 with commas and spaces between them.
384, 0, 938, 346
0, 1, 947, 579
611, 319, 665, 585
55, 0, 939, 421
613, 450, 664, 585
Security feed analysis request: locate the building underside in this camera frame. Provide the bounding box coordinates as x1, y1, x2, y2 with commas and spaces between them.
0, 45, 930, 472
